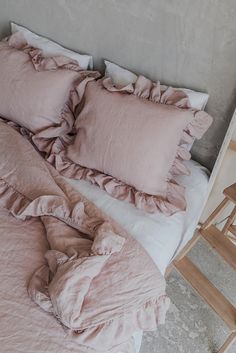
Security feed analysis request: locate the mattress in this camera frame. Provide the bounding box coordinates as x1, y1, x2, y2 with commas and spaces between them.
65, 159, 209, 275
0, 159, 209, 353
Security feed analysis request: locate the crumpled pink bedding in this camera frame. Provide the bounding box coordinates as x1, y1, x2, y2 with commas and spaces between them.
0, 33, 213, 216
0, 208, 87, 353
0, 122, 169, 353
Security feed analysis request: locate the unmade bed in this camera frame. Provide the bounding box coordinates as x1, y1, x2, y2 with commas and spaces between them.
0, 22, 227, 353
65, 159, 209, 275
0, 157, 209, 353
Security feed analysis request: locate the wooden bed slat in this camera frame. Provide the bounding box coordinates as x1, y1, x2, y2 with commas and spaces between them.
174, 257, 236, 331
200, 225, 236, 271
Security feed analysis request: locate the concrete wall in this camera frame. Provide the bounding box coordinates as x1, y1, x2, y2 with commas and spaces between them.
0, 0, 236, 170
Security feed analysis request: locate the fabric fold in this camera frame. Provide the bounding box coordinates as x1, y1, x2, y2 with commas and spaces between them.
48, 149, 186, 215
3, 32, 100, 157
44, 77, 212, 215
0, 122, 169, 353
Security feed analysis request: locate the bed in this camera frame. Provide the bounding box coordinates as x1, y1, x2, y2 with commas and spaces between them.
0, 158, 209, 353
65, 160, 209, 276
65, 159, 210, 352
0, 13, 236, 353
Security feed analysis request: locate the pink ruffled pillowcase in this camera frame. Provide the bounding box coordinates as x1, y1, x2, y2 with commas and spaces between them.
59, 75, 213, 215
0, 32, 213, 216
0, 32, 100, 154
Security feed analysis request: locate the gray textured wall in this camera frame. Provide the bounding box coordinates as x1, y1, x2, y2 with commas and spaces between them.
0, 0, 236, 170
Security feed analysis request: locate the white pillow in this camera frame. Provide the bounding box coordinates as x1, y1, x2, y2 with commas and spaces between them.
104, 60, 138, 87
104, 60, 209, 111
11, 22, 93, 70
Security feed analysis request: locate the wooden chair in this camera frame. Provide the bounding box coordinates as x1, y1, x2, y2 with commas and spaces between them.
203, 183, 236, 244
167, 183, 236, 353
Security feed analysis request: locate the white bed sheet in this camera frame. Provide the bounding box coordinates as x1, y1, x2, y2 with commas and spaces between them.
65, 159, 209, 275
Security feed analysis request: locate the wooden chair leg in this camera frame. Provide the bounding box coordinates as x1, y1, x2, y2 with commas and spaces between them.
222, 205, 236, 235
218, 332, 236, 353
201, 198, 230, 229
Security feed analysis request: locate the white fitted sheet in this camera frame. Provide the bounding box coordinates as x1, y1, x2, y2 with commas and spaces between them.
65, 159, 209, 275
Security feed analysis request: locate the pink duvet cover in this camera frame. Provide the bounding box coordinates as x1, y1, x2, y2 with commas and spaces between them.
0, 122, 169, 353
0, 208, 87, 353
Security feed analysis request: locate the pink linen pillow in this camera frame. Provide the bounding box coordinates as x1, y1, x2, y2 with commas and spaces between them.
0, 33, 99, 150
62, 76, 212, 215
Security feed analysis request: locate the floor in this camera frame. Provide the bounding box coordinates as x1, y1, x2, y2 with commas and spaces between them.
141, 238, 236, 353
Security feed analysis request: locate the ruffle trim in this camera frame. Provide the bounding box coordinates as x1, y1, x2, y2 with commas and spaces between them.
102, 76, 213, 149
29, 260, 169, 353
8, 31, 82, 72
46, 76, 212, 215
2, 33, 213, 215
49, 149, 187, 215
0, 175, 122, 243
0, 176, 170, 353
69, 295, 170, 353
103, 76, 191, 108
66, 75, 212, 214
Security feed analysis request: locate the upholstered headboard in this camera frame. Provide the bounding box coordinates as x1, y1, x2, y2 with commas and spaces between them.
0, 0, 235, 170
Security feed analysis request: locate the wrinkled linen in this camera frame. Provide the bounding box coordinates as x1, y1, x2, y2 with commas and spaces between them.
52, 77, 212, 215
0, 122, 169, 353
65, 159, 210, 276
0, 34, 212, 215
11, 22, 93, 69
0, 206, 142, 353
67, 80, 192, 197
0, 32, 99, 153
104, 60, 209, 111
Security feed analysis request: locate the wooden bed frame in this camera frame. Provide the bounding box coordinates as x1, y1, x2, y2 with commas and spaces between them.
166, 108, 236, 353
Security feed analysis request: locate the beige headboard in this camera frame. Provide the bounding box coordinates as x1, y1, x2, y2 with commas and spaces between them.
0, 0, 236, 170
